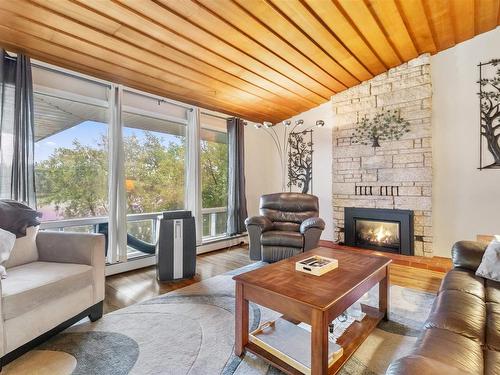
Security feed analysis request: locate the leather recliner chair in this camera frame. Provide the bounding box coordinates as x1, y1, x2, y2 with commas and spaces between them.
245, 192, 325, 263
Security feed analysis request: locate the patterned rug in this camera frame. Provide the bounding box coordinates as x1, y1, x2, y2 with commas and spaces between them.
4, 264, 435, 375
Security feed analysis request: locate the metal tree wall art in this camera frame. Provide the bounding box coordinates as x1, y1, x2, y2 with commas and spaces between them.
351, 110, 410, 148
287, 130, 313, 194
478, 59, 500, 169
249, 119, 324, 191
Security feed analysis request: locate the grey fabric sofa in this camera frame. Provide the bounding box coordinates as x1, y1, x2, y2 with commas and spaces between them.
386, 240, 500, 375
1, 231, 105, 366
245, 193, 325, 263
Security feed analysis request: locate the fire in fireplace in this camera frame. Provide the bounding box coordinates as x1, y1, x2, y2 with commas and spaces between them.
344, 207, 414, 255
355, 220, 400, 250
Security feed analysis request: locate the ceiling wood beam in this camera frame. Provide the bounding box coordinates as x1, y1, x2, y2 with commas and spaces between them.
365, 0, 419, 62
303, 0, 386, 76
154, 0, 336, 99
29, 0, 304, 114
116, 0, 326, 104
336, 0, 402, 68
73, 0, 318, 111
187, 0, 347, 93
0, 0, 497, 122
268, 0, 373, 82
0, 8, 291, 121
396, 0, 438, 54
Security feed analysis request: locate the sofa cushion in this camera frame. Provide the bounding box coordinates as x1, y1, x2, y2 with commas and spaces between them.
486, 302, 500, 351
0, 200, 41, 238
486, 279, 500, 303
424, 290, 486, 343
386, 354, 472, 375
4, 226, 39, 269
2, 261, 93, 320
272, 222, 300, 232
413, 328, 483, 374
439, 268, 485, 300
485, 350, 500, 375
261, 230, 304, 248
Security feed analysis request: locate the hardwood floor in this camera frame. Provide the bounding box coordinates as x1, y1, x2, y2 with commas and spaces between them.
104, 246, 253, 313
104, 245, 446, 314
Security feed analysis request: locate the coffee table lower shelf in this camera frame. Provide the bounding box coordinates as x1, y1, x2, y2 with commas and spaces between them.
244, 305, 384, 375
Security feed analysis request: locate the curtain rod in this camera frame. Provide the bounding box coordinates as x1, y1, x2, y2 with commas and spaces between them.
200, 111, 231, 121
3, 54, 17, 62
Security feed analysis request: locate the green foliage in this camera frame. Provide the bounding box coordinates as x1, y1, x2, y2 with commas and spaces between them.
201, 140, 228, 208
36, 131, 228, 219
351, 110, 410, 148
35, 138, 109, 218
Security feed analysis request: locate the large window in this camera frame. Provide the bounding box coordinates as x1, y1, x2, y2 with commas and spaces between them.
200, 113, 228, 240
30, 62, 231, 266
33, 67, 110, 222
122, 90, 188, 250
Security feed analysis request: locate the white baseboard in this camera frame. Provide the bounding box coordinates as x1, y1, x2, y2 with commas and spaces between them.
105, 255, 156, 276
197, 234, 248, 254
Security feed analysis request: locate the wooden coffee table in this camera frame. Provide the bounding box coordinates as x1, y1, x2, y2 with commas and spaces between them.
233, 247, 391, 375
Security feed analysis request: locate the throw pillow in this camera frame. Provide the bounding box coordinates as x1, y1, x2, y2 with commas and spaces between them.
4, 226, 39, 269
0, 200, 41, 238
476, 236, 500, 282
0, 228, 16, 278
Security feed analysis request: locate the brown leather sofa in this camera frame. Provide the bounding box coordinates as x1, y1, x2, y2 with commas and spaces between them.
245, 193, 325, 263
386, 240, 500, 375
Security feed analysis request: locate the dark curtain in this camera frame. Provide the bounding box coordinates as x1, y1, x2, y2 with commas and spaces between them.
0, 50, 36, 208
227, 117, 248, 235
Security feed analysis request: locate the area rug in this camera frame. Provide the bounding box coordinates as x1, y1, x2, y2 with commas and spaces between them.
4, 264, 435, 375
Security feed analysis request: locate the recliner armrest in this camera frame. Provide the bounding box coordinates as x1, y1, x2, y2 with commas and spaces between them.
300, 217, 325, 234
452, 240, 487, 272
245, 216, 272, 232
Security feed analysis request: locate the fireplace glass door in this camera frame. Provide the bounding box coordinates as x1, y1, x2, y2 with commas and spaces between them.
355, 219, 400, 251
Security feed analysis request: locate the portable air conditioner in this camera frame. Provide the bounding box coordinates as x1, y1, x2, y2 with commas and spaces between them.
156, 211, 196, 281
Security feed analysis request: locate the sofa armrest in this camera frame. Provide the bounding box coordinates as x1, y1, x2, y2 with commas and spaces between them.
452, 240, 487, 272
36, 231, 105, 303
245, 216, 272, 232
300, 217, 325, 234
37, 231, 105, 266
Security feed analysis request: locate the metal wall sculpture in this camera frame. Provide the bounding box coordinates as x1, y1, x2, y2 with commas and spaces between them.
478, 59, 500, 169
287, 130, 313, 194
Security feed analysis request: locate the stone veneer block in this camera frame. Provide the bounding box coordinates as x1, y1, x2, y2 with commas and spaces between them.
361, 155, 393, 169
378, 168, 431, 182
332, 54, 433, 256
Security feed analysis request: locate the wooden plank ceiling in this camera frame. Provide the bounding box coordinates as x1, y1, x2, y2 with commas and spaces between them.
0, 0, 499, 123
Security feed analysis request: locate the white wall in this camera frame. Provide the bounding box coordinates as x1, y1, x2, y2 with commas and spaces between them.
244, 103, 334, 241
432, 27, 500, 257
283, 102, 334, 241
244, 122, 281, 217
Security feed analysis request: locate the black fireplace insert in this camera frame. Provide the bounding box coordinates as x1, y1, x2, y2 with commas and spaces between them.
344, 207, 414, 255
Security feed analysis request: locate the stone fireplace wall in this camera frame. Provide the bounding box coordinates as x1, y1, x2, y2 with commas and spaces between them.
332, 54, 432, 256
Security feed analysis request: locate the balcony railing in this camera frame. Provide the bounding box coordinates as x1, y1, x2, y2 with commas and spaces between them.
39, 207, 228, 246
201, 207, 227, 240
